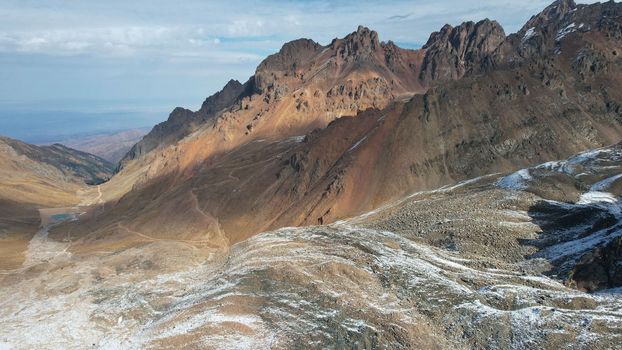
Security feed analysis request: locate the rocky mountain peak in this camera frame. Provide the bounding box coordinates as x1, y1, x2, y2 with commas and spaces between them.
423, 19, 505, 50
420, 19, 505, 84
223, 79, 242, 91
199, 78, 245, 115
521, 0, 577, 34
330, 25, 381, 59
510, 0, 620, 61
254, 38, 323, 93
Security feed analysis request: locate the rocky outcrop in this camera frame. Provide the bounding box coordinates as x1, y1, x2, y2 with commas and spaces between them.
330, 25, 381, 61
198, 79, 248, 115
494, 0, 622, 66
419, 19, 506, 84
254, 39, 323, 93
570, 236, 622, 292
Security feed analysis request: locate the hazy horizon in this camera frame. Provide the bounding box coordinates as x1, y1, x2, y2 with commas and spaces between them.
0, 98, 175, 144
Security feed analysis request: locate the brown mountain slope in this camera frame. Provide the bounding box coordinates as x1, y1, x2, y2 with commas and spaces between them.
120, 79, 253, 166
59, 0, 622, 249
0, 136, 114, 204
267, 0, 622, 226
116, 26, 427, 174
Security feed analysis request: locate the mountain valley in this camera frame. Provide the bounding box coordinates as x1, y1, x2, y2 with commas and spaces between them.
1, 0, 622, 348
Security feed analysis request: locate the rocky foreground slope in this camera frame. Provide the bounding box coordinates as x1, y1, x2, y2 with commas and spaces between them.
2, 144, 622, 349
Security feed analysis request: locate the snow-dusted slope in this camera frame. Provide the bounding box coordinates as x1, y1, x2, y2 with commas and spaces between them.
2, 224, 621, 349
494, 145, 622, 293
2, 144, 622, 349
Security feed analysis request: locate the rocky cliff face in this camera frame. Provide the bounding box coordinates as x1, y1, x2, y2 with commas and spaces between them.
277, 0, 622, 228
419, 19, 506, 84
571, 236, 622, 292
112, 25, 430, 194
254, 38, 323, 93
118, 20, 516, 173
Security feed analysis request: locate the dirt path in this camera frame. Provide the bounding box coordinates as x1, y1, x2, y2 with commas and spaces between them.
189, 189, 229, 248
119, 223, 222, 249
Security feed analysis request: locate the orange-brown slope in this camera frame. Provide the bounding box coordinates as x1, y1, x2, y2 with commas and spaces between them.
99, 26, 431, 210
118, 26, 426, 175
106, 22, 506, 206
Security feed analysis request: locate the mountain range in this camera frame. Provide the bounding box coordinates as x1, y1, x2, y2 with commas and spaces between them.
1, 0, 621, 348
89, 0, 622, 245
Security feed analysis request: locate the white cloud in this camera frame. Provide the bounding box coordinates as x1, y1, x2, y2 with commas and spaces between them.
0, 0, 602, 58
0, 25, 271, 63
0, 0, 603, 107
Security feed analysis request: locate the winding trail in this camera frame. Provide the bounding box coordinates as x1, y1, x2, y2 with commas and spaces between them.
189, 189, 229, 248
119, 224, 222, 249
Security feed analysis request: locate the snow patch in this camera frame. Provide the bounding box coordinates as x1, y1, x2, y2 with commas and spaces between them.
286, 135, 305, 143
590, 173, 622, 192
497, 169, 532, 190
556, 22, 576, 41
577, 191, 618, 205
523, 27, 537, 43
347, 135, 369, 152
536, 160, 574, 175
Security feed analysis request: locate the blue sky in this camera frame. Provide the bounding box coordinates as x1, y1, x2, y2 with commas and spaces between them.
0, 0, 599, 142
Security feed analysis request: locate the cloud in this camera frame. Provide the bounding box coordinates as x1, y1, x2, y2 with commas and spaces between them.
0, 0, 602, 58
387, 13, 413, 21
0, 26, 216, 56
0, 0, 603, 109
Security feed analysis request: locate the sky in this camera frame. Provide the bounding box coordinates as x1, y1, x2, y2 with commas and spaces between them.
0, 0, 599, 142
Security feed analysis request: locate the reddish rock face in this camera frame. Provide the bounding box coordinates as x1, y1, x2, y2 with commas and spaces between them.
419, 19, 506, 84
119, 18, 523, 172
